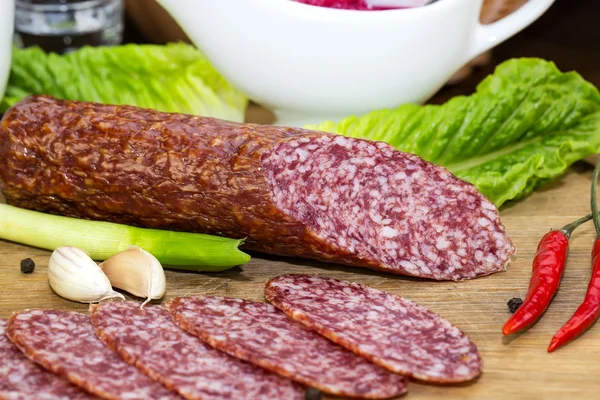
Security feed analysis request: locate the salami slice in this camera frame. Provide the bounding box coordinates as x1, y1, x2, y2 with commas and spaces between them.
6, 310, 180, 400
0, 319, 96, 400
265, 274, 482, 383
167, 296, 408, 399
89, 301, 303, 400
0, 96, 515, 280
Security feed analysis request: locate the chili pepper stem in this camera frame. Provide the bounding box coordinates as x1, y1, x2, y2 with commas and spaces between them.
560, 214, 593, 239
593, 157, 600, 238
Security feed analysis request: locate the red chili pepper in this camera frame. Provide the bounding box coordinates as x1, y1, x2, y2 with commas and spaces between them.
548, 239, 600, 352
502, 214, 592, 336
548, 159, 600, 352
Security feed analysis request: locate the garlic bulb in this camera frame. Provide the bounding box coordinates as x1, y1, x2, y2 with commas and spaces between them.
48, 247, 125, 303
100, 246, 166, 307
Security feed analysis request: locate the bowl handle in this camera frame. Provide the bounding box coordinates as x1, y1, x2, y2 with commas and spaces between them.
468, 0, 556, 59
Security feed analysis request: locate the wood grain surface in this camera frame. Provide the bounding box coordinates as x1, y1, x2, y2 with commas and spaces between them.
1, 164, 600, 399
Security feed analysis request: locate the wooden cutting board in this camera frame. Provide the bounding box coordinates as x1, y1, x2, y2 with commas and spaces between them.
2, 163, 600, 399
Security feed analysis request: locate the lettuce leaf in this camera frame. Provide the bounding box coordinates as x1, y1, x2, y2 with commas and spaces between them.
307, 58, 600, 206
1, 43, 248, 122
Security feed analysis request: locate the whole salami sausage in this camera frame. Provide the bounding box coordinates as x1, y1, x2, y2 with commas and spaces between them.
0, 96, 515, 280
0, 319, 97, 400
6, 310, 181, 400
265, 274, 482, 383
89, 301, 304, 400
167, 295, 408, 399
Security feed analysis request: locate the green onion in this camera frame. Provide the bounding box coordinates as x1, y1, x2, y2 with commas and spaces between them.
0, 204, 250, 271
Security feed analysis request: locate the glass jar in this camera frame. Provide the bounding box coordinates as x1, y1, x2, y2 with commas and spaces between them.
14, 0, 124, 54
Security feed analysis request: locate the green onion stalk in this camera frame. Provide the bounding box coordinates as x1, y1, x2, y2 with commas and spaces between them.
0, 204, 250, 271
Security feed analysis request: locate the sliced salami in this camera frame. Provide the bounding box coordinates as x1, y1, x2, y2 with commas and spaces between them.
0, 319, 96, 400
167, 296, 408, 399
6, 310, 181, 400
89, 301, 303, 400
265, 274, 482, 383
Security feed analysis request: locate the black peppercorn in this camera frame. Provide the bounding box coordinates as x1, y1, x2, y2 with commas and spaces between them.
507, 297, 523, 313
20, 258, 36, 274
305, 388, 321, 400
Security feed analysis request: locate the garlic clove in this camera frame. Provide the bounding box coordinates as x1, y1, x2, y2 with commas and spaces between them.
100, 246, 166, 307
48, 246, 125, 303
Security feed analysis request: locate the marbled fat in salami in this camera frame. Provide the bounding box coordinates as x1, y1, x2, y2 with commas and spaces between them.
265, 274, 482, 383
0, 96, 514, 281
0, 319, 96, 400
6, 310, 180, 400
262, 135, 514, 280
89, 302, 303, 400
167, 296, 408, 399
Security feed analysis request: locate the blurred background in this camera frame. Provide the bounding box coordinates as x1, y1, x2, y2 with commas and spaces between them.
125, 0, 599, 118
11, 0, 599, 121
123, 0, 599, 95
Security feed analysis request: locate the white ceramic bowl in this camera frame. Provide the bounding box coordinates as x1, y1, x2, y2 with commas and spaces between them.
0, 0, 14, 103
160, 0, 555, 126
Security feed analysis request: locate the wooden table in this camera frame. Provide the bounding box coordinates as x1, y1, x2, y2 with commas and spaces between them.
2, 165, 600, 400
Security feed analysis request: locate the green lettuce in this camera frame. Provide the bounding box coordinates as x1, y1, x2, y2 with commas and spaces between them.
1, 43, 248, 122
307, 59, 600, 207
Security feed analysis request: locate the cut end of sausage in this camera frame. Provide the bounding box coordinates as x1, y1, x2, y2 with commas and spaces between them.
261, 135, 515, 280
